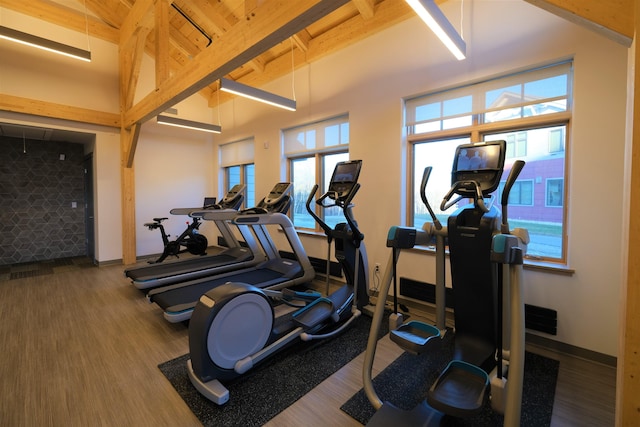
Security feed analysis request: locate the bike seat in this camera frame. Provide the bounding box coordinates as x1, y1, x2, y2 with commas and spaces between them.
153, 217, 168, 222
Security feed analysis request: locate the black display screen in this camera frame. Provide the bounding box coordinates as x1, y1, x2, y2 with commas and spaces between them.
454, 144, 501, 173
332, 161, 360, 183
451, 141, 505, 196
328, 160, 362, 200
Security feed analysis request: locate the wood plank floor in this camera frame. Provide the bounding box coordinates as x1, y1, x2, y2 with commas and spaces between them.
0, 258, 616, 426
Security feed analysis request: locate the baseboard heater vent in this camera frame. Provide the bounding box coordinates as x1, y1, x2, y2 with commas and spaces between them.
399, 277, 454, 309
279, 251, 342, 278
525, 304, 557, 335
400, 277, 557, 335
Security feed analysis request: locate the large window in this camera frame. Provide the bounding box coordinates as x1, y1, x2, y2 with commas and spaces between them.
220, 138, 255, 208
283, 115, 349, 230
407, 61, 572, 262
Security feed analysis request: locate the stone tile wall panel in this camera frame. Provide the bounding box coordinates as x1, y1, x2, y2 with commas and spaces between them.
1, 137, 86, 265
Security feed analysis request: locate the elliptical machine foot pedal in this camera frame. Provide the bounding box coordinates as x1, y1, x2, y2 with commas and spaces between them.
367, 401, 444, 427
427, 360, 489, 417
390, 321, 440, 355
292, 297, 334, 328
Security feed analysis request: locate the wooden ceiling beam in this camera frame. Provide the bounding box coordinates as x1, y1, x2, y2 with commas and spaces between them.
523, 0, 634, 46
181, 0, 264, 76
0, 94, 120, 128
351, 0, 376, 20
120, 26, 152, 111
208, 0, 414, 107
123, 0, 351, 129
84, 0, 126, 29
119, 0, 155, 46
292, 29, 312, 52
183, 0, 237, 35
155, 0, 172, 85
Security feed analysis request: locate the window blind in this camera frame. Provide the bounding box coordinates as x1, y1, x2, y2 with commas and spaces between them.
406, 61, 572, 130
282, 114, 349, 156
220, 137, 255, 167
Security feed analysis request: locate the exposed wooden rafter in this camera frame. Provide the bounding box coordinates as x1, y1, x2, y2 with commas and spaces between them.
2, 0, 634, 128
0, 94, 120, 127
524, 0, 634, 46
122, 0, 351, 130
352, 0, 376, 20
208, 0, 414, 107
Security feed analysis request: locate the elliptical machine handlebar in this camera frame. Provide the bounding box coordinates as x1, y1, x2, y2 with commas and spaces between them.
340, 182, 364, 246
305, 184, 333, 238
440, 179, 488, 213
305, 182, 364, 246
420, 166, 443, 231
500, 160, 526, 234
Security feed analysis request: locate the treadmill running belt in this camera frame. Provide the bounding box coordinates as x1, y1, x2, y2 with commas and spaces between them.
129, 254, 237, 282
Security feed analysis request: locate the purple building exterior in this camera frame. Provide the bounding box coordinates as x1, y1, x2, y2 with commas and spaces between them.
499, 156, 564, 224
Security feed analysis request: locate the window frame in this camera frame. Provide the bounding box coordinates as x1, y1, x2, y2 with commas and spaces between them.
545, 177, 564, 208
283, 115, 350, 232
499, 179, 535, 207
220, 137, 255, 209
406, 62, 572, 264
224, 163, 255, 209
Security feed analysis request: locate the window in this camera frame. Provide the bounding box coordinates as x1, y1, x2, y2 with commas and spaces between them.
225, 164, 255, 208
412, 136, 470, 228
406, 61, 572, 262
220, 138, 255, 208
283, 115, 350, 230
549, 128, 564, 153
506, 132, 528, 158
498, 180, 534, 206
546, 178, 563, 207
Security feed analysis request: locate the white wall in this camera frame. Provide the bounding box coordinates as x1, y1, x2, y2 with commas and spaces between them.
209, 1, 629, 357
0, 9, 119, 113
133, 121, 216, 257
93, 130, 123, 262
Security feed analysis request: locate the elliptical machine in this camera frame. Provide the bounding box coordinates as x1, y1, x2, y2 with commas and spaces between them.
363, 141, 529, 426
186, 160, 368, 405
305, 159, 369, 310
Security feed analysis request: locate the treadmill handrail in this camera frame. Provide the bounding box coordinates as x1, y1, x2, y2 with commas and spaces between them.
232, 212, 296, 228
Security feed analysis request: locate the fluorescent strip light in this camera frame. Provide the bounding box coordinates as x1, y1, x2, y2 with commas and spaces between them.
405, 0, 466, 60
0, 26, 91, 62
157, 115, 221, 134
219, 78, 296, 111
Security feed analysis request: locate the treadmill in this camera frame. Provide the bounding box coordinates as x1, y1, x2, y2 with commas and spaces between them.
125, 185, 263, 290
146, 182, 316, 323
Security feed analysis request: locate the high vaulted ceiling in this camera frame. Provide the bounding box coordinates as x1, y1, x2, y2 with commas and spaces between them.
1, 0, 634, 124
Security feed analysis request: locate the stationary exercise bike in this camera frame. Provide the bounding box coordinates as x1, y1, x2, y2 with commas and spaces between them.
186, 160, 368, 405
144, 204, 215, 264
363, 141, 529, 426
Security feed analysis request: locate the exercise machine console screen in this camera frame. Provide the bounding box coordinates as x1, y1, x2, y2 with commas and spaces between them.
327, 160, 362, 200
451, 141, 505, 196
263, 182, 292, 205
